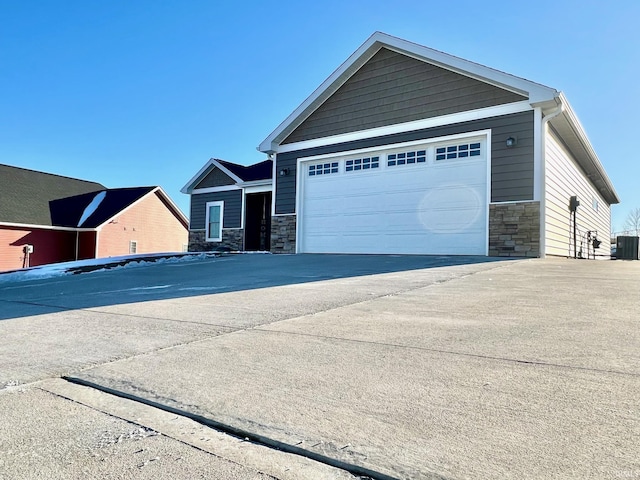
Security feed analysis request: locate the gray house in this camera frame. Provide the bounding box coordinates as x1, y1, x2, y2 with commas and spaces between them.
181, 158, 272, 252
186, 32, 619, 258
260, 32, 619, 258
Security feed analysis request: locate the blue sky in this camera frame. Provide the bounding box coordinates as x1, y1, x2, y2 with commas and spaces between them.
2, 0, 638, 233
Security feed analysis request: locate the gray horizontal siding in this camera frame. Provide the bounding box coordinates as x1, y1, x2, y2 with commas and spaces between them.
283, 48, 526, 144
194, 167, 236, 189
190, 190, 242, 229
275, 111, 534, 214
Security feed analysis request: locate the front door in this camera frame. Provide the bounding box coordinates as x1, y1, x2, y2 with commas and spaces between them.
244, 192, 272, 251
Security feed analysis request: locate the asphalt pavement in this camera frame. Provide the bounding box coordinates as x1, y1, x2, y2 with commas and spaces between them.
0, 254, 638, 479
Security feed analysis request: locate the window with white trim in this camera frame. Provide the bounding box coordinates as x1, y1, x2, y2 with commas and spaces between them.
387, 150, 426, 167
308, 162, 339, 176
435, 142, 481, 161
205, 201, 224, 242
345, 156, 379, 172
129, 240, 137, 254
592, 198, 599, 212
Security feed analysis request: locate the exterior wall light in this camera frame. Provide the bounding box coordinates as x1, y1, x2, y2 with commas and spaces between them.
279, 168, 289, 176
506, 136, 517, 147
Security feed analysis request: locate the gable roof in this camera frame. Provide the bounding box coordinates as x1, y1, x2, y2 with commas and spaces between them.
181, 158, 272, 194
50, 186, 188, 229
49, 187, 154, 228
1, 164, 188, 230
259, 32, 559, 153
218, 159, 273, 182
0, 164, 105, 226
258, 32, 619, 205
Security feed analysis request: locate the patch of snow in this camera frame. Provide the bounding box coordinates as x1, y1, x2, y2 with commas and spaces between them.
78, 191, 107, 227
0, 253, 213, 285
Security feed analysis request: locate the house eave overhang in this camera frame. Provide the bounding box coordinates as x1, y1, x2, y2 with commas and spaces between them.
258, 31, 560, 154
238, 179, 273, 188
0, 221, 97, 232
547, 93, 620, 205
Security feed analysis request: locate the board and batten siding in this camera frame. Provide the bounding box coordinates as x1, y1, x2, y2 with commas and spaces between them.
545, 130, 611, 257
275, 111, 534, 214
283, 48, 526, 144
189, 190, 242, 230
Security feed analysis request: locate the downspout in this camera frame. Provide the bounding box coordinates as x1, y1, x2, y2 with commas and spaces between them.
540, 100, 564, 258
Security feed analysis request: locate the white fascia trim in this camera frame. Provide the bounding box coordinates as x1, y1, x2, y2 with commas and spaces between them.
191, 185, 241, 194
259, 35, 381, 153
295, 129, 492, 164
243, 184, 272, 194
240, 192, 245, 230
271, 156, 277, 217
533, 107, 543, 202
0, 222, 96, 232
558, 93, 620, 204
485, 130, 492, 256
259, 31, 557, 153
273, 213, 296, 217
239, 179, 272, 188
379, 34, 557, 102
489, 200, 536, 205
275, 101, 532, 155
181, 158, 244, 194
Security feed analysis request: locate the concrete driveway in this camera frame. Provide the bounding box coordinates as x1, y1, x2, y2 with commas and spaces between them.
0, 255, 638, 479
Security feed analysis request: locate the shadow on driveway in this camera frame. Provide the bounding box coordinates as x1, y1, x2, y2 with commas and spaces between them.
0, 254, 510, 321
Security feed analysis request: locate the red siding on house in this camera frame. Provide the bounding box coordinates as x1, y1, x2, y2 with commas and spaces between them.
0, 226, 77, 271
96, 191, 187, 258
78, 231, 97, 260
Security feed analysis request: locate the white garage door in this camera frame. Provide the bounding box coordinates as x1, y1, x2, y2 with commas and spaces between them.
298, 137, 488, 255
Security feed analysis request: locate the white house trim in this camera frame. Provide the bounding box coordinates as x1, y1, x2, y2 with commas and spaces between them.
272, 101, 532, 155
243, 184, 272, 194
191, 185, 242, 194
0, 222, 96, 232
294, 129, 493, 164
204, 200, 224, 242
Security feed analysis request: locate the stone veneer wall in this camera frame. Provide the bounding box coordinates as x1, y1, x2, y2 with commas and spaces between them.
188, 229, 244, 252
271, 215, 296, 254
489, 202, 540, 257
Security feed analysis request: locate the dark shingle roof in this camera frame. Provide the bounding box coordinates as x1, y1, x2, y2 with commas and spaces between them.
217, 159, 272, 182
49, 187, 157, 228
0, 164, 105, 226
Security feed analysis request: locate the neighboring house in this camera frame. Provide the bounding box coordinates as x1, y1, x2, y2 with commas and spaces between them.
0, 164, 188, 271
252, 32, 619, 257
181, 158, 273, 252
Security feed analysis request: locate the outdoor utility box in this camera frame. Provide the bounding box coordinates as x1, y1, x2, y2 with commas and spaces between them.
616, 236, 640, 260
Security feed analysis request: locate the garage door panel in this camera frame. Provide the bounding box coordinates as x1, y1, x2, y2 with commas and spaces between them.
300, 141, 488, 255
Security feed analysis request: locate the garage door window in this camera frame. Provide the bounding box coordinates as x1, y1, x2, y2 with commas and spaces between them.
436, 142, 481, 161
345, 156, 379, 172
309, 162, 339, 176
387, 150, 426, 167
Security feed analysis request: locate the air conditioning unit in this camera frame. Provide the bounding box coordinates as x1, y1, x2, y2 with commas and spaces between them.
616, 236, 640, 260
